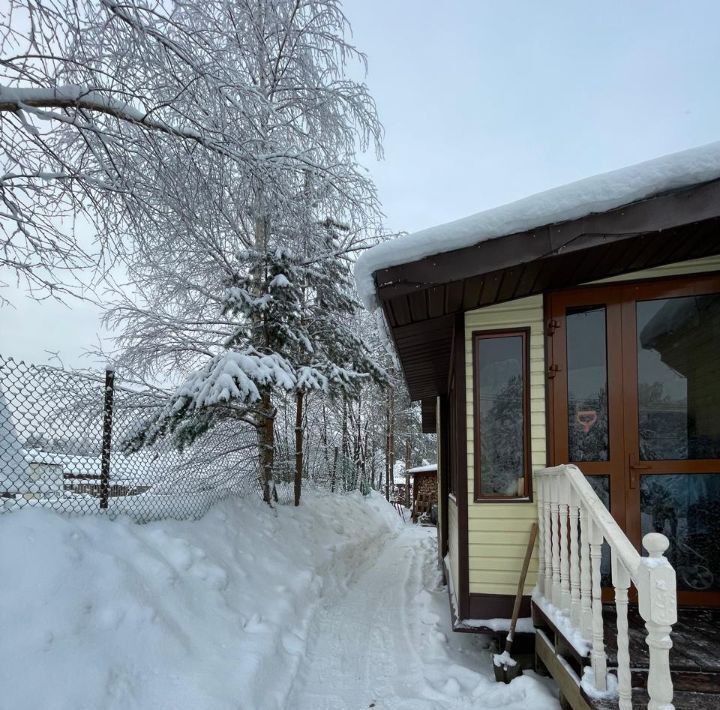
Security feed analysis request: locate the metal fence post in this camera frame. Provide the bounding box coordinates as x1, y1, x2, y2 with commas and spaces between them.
99, 369, 115, 510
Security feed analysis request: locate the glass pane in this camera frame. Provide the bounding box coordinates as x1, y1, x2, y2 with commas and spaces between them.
637, 294, 720, 460
641, 474, 720, 592
567, 306, 609, 461
586, 474, 609, 509
477, 336, 525, 497
586, 475, 612, 586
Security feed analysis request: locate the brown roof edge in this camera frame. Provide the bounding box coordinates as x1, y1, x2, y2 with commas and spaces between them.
375, 178, 720, 302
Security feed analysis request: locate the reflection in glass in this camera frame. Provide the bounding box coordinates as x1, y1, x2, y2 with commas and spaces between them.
567, 306, 609, 461
637, 294, 720, 460
641, 474, 720, 592
477, 335, 525, 497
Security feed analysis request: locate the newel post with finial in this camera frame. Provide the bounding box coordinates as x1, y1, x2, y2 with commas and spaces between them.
638, 532, 677, 710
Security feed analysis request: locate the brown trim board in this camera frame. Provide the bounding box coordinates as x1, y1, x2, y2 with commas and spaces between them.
374, 178, 720, 301
471, 327, 533, 503
468, 592, 532, 620
439, 396, 450, 563
453, 312, 470, 621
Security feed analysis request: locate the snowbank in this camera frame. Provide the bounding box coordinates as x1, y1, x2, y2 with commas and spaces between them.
0, 489, 402, 710
355, 140, 720, 309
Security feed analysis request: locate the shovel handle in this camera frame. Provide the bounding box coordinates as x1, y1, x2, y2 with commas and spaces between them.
505, 521, 538, 654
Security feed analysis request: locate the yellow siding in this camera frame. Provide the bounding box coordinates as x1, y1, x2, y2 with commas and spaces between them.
462, 255, 720, 597
464, 296, 543, 596
595, 254, 720, 284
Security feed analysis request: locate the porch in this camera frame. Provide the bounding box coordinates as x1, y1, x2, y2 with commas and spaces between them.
534, 602, 720, 709
533, 463, 720, 709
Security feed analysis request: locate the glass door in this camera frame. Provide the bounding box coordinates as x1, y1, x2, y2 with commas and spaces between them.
622, 285, 720, 604
548, 273, 720, 606
548, 289, 627, 590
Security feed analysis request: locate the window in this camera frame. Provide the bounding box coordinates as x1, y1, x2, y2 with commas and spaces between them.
473, 330, 530, 501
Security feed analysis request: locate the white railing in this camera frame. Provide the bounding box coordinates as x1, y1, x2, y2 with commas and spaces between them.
535, 465, 677, 710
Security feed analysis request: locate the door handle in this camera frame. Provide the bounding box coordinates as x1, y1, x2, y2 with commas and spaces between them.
628, 453, 650, 489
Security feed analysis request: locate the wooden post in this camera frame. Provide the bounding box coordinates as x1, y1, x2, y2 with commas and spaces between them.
543, 477, 553, 597
388, 389, 394, 499
639, 533, 677, 710
99, 368, 115, 510
550, 476, 561, 606
384, 390, 391, 501
404, 439, 411, 508
559, 477, 571, 613
611, 549, 632, 710
294, 390, 304, 507
579, 503, 593, 639
569, 486, 581, 626
536, 474, 545, 597
589, 517, 608, 691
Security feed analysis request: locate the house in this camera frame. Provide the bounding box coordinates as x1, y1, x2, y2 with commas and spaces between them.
406, 463, 437, 522
356, 141, 720, 709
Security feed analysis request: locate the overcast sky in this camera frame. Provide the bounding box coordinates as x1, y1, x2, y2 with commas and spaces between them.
3, 0, 720, 368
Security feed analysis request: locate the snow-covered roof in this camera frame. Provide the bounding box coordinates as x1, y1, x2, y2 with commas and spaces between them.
355, 141, 720, 309
24, 449, 156, 486
407, 464, 437, 474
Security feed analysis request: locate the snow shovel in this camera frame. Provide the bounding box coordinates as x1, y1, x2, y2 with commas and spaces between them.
493, 521, 538, 684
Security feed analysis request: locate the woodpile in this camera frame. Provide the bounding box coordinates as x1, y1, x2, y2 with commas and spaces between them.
412, 472, 437, 522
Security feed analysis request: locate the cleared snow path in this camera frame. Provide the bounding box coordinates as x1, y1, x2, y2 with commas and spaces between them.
289, 524, 559, 710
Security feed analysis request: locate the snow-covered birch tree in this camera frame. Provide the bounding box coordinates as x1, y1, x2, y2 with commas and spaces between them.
103, 0, 386, 504
1, 0, 272, 300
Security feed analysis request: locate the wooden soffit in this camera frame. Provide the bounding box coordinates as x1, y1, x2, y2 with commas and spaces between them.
380, 179, 720, 401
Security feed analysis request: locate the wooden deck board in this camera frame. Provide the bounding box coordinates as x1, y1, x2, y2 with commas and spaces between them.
591, 687, 720, 710
602, 606, 720, 675
532, 601, 720, 708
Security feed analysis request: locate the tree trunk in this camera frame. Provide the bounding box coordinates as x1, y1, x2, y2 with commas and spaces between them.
405, 439, 411, 508
258, 390, 275, 505
294, 389, 304, 506
341, 397, 349, 490
331, 445, 338, 493
321, 402, 331, 483
385, 391, 391, 501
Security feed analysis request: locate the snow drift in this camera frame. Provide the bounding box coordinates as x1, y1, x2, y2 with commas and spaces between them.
0, 489, 402, 710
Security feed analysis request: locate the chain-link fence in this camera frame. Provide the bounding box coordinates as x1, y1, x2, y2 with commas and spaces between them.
0, 355, 261, 522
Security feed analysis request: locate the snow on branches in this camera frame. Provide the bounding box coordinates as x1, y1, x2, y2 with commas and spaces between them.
0, 0, 383, 300
61, 1, 390, 503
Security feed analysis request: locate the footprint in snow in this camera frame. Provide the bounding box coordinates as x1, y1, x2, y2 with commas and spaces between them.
281, 631, 305, 656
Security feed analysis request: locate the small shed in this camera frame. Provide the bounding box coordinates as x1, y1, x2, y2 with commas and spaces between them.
407, 463, 437, 522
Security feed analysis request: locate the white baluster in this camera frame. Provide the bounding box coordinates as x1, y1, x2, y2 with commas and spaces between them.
611, 549, 632, 710
579, 503, 592, 640
550, 475, 561, 607
543, 476, 553, 598
639, 533, 677, 710
569, 485, 581, 627
589, 516, 607, 691
559, 477, 571, 613
536, 474, 545, 597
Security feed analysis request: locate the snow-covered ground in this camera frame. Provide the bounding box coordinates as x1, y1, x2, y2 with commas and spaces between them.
0, 490, 558, 710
